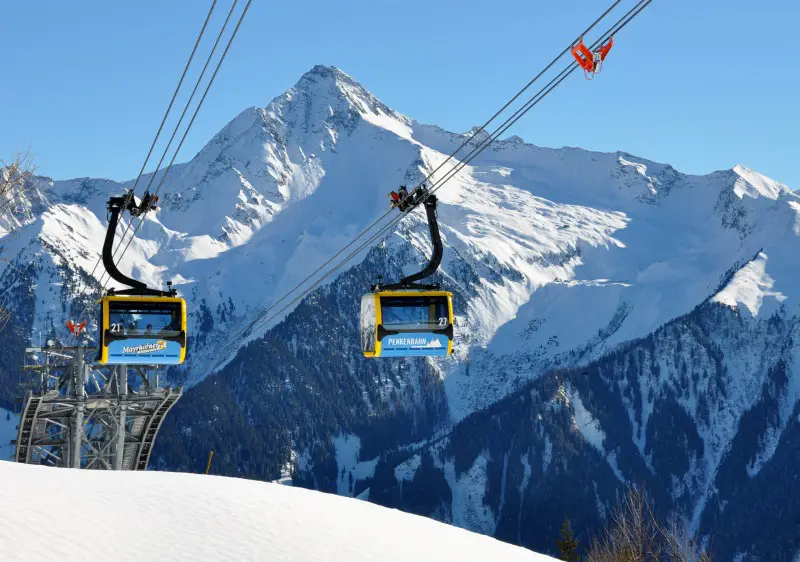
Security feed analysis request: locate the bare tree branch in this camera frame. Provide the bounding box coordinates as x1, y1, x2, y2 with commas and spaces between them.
0, 148, 39, 217
584, 486, 711, 562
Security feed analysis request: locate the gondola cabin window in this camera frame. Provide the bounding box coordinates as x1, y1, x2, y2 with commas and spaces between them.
379, 295, 450, 331
108, 301, 182, 336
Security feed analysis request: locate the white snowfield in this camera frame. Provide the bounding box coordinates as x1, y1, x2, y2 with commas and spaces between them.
0, 461, 554, 562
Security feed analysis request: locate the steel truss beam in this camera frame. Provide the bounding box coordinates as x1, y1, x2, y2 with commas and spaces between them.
14, 345, 182, 470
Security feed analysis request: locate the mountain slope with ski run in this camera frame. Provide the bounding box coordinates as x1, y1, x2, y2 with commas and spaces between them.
2, 65, 795, 421
0, 461, 552, 561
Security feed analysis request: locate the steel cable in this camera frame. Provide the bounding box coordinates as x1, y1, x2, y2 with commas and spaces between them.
207, 0, 631, 356
208, 0, 654, 369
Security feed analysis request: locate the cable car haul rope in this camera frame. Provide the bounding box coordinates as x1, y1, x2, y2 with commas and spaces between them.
212, 0, 654, 366
60, 0, 253, 367
57, 0, 654, 368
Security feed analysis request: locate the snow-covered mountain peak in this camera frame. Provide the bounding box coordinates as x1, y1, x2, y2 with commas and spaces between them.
5, 65, 800, 561
290, 65, 404, 122
265, 64, 412, 142
712, 251, 788, 317
5, 68, 800, 559
151, 65, 416, 247
463, 126, 492, 143
4, 64, 800, 427
731, 163, 793, 200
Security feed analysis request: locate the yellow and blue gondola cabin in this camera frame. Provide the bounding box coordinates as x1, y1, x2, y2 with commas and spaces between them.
360, 290, 453, 358
96, 295, 187, 365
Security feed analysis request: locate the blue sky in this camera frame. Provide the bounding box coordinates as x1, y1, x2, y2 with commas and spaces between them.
1, 0, 797, 187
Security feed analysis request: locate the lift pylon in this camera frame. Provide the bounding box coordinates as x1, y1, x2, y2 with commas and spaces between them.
13, 344, 181, 470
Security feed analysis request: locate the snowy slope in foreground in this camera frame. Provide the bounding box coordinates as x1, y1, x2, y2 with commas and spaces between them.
0, 462, 553, 562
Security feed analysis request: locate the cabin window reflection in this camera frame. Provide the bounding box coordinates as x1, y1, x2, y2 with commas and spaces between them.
360, 295, 376, 353
108, 301, 182, 337
379, 296, 449, 331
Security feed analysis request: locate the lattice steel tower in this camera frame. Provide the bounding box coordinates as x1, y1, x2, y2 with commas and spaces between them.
14, 344, 182, 470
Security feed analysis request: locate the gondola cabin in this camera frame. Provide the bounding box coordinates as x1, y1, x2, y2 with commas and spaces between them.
96, 296, 187, 365
360, 291, 453, 358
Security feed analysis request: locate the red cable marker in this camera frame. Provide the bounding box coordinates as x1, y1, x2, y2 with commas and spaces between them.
66, 319, 86, 336
571, 36, 614, 79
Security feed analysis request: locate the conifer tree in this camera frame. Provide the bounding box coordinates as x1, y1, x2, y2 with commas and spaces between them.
556, 516, 580, 562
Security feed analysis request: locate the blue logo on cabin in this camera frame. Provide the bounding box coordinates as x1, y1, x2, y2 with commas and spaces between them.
107, 338, 183, 365
380, 332, 449, 357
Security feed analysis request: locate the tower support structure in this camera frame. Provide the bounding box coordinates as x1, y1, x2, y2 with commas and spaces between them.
14, 345, 182, 470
